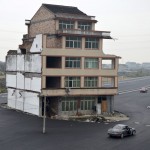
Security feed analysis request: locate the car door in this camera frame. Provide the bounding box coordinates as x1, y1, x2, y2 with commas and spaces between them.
123, 126, 129, 136
125, 126, 131, 135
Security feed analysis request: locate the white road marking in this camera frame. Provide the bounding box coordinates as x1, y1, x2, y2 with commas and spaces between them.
135, 122, 140, 124
145, 125, 150, 127
118, 86, 150, 95
119, 76, 150, 84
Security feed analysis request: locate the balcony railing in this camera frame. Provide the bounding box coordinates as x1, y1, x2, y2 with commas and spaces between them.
57, 29, 111, 38
42, 88, 117, 96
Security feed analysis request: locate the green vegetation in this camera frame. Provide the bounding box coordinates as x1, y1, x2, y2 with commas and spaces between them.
119, 68, 150, 81
0, 78, 6, 93
0, 61, 6, 93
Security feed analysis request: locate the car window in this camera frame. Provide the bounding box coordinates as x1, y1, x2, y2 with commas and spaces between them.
113, 125, 124, 130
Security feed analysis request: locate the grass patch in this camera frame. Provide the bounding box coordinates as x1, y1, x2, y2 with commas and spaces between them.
0, 88, 7, 93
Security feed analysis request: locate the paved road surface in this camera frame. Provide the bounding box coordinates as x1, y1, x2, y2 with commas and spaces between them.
0, 77, 150, 150
0, 93, 7, 104
119, 76, 150, 92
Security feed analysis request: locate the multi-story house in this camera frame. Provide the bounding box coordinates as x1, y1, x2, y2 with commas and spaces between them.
6, 4, 120, 117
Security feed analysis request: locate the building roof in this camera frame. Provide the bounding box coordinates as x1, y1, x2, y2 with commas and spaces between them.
7, 50, 17, 55
42, 4, 87, 16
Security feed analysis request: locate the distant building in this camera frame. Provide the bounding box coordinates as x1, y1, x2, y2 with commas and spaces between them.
6, 4, 120, 117
126, 62, 142, 70
142, 63, 150, 70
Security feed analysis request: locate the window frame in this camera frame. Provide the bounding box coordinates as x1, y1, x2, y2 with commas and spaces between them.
85, 37, 99, 49
84, 58, 99, 69
81, 97, 96, 110
101, 77, 115, 88
65, 76, 81, 88
66, 36, 82, 48
65, 57, 81, 68
62, 100, 77, 111
78, 22, 92, 30
84, 76, 98, 88
59, 20, 74, 29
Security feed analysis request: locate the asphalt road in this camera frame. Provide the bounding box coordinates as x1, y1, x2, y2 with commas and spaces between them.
0, 77, 150, 150
0, 93, 7, 104
118, 76, 150, 92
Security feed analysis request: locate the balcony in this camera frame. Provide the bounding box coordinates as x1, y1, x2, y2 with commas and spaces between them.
57, 29, 112, 39
42, 88, 117, 96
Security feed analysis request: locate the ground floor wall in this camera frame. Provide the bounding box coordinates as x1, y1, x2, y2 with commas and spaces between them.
7, 88, 114, 117
7, 88, 40, 116
43, 95, 114, 117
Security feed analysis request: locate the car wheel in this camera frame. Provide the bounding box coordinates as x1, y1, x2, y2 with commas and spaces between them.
108, 134, 111, 138
121, 133, 124, 139
132, 130, 136, 136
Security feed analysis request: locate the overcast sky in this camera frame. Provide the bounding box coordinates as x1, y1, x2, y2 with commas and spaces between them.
0, 0, 150, 63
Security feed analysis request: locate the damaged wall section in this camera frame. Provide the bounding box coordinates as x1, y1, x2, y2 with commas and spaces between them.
6, 55, 17, 71
7, 88, 40, 115
6, 46, 42, 116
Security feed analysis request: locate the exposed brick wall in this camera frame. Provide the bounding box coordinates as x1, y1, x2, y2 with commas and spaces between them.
31, 6, 54, 22
46, 36, 62, 48
29, 6, 56, 38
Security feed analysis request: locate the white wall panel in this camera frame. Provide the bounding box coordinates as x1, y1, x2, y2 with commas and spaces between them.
6, 74, 16, 88
17, 72, 24, 89
7, 89, 40, 116
25, 77, 41, 92
30, 34, 42, 53
31, 55, 41, 72
25, 77, 31, 90
31, 77, 41, 92
6, 55, 16, 71
25, 54, 31, 72
24, 92, 39, 115
16, 90, 23, 111
25, 54, 41, 73
17, 55, 24, 71
17, 48, 21, 54
7, 88, 16, 108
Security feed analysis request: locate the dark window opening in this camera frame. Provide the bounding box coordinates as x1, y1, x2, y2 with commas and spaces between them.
20, 49, 26, 54
78, 22, 92, 30
46, 57, 62, 68
46, 77, 61, 88
98, 96, 107, 103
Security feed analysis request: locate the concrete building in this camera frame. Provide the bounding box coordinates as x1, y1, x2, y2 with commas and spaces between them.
6, 4, 120, 117
142, 63, 150, 70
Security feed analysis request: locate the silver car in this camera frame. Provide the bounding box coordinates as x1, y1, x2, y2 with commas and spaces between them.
108, 124, 136, 138
140, 87, 148, 93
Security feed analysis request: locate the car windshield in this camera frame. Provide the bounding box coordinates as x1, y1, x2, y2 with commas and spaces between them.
113, 125, 124, 130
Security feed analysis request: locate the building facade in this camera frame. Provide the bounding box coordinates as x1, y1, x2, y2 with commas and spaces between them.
6, 4, 120, 117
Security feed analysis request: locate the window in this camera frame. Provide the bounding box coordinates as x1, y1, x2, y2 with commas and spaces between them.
81, 97, 95, 110
102, 77, 115, 87
66, 36, 81, 48
78, 22, 92, 30
65, 57, 81, 68
62, 100, 77, 111
85, 58, 99, 69
62, 97, 96, 111
84, 77, 98, 88
59, 20, 74, 29
102, 59, 115, 69
85, 37, 99, 49
46, 77, 61, 88
65, 77, 80, 88
46, 57, 61, 68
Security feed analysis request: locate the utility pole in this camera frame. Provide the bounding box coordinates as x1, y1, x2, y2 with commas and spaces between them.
43, 96, 46, 134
